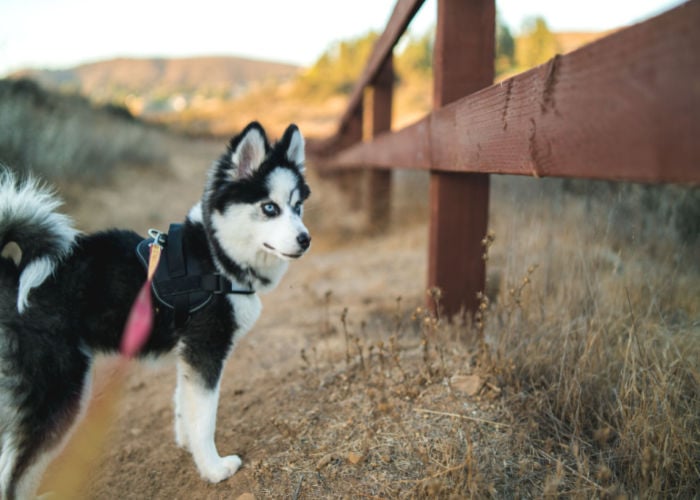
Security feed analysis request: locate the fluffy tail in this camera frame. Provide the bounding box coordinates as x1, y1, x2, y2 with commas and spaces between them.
0, 169, 79, 312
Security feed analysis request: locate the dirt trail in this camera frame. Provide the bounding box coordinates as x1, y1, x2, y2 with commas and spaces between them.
42, 136, 429, 499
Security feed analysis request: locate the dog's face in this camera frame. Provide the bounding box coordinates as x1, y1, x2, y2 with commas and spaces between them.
206, 122, 311, 267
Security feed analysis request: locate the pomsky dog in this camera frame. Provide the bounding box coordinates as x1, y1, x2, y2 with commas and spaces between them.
0, 122, 311, 499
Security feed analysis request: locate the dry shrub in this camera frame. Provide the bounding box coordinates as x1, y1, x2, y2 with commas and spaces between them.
481, 177, 700, 498
254, 298, 510, 499
0, 78, 167, 180
252, 175, 698, 498
488, 280, 699, 497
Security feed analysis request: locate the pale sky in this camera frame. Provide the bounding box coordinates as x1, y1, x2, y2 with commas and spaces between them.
0, 0, 685, 76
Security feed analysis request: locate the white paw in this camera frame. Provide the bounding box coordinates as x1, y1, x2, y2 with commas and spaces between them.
200, 455, 242, 483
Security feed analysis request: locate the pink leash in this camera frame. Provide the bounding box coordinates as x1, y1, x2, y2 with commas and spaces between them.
120, 230, 163, 357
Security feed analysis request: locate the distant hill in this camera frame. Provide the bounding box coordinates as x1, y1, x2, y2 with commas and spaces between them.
12, 56, 301, 113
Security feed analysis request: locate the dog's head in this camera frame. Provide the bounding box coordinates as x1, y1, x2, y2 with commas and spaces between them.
204, 122, 311, 269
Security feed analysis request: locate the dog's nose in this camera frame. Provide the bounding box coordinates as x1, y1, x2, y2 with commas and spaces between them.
297, 232, 311, 250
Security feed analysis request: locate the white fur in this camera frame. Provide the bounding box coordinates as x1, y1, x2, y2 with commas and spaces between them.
262, 169, 309, 258
174, 360, 241, 483
188, 202, 204, 224
172, 247, 263, 483
212, 208, 290, 292
17, 257, 55, 313
0, 171, 78, 313
0, 435, 19, 498
227, 293, 262, 337
0, 173, 78, 253
210, 168, 308, 291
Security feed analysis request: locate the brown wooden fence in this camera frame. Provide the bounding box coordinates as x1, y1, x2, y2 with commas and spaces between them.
310, 0, 700, 317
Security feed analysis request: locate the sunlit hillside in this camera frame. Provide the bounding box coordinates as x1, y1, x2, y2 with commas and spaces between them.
13, 56, 300, 118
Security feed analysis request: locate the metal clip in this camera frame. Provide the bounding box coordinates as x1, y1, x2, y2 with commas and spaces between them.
148, 228, 166, 247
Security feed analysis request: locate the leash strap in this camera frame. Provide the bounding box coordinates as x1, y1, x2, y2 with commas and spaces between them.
121, 229, 163, 358
147, 229, 165, 281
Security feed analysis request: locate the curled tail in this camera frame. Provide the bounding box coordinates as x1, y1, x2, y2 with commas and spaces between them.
0, 169, 78, 312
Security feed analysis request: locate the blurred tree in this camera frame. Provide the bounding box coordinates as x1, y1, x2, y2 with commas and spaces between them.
295, 32, 379, 99
294, 15, 528, 99
495, 13, 516, 76
516, 16, 560, 70
395, 30, 433, 82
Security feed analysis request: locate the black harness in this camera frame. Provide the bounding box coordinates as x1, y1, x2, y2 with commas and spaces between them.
136, 223, 254, 328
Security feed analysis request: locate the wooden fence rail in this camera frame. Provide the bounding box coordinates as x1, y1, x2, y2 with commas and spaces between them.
312, 0, 700, 317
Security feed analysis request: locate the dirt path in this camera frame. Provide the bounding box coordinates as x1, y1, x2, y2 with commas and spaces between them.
42, 136, 430, 499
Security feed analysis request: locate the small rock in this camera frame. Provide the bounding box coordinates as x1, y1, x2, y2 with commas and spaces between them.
347, 452, 363, 465
451, 374, 482, 396
316, 453, 334, 470
236, 494, 255, 500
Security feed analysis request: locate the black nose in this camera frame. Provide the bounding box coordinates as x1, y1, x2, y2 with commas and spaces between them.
297, 232, 311, 250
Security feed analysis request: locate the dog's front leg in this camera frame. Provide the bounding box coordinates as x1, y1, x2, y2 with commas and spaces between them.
173, 361, 190, 451
175, 359, 241, 483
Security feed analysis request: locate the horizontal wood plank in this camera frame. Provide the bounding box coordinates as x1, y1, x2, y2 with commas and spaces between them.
322, 1, 700, 185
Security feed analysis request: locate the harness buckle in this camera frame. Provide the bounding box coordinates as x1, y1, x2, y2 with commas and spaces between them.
148, 228, 167, 247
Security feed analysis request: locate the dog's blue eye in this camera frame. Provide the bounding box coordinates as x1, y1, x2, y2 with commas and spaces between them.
261, 202, 280, 217
293, 202, 303, 215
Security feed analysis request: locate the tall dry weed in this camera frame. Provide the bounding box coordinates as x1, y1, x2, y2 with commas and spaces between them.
281, 173, 698, 497
480, 176, 700, 497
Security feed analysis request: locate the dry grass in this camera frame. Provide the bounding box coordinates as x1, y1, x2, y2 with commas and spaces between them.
248, 175, 699, 499
480, 178, 700, 498
0, 78, 167, 180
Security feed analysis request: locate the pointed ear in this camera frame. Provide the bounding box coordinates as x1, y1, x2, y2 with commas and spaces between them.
282, 124, 305, 172
229, 122, 268, 178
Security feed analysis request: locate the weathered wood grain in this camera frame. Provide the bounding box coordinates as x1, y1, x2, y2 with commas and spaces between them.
428, 0, 494, 317
366, 58, 394, 233
325, 1, 700, 185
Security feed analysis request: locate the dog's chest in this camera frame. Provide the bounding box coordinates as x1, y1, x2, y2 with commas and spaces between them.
228, 293, 262, 337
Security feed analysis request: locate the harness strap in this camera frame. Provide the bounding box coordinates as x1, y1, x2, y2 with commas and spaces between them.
166, 224, 186, 278
136, 224, 255, 330
156, 274, 255, 296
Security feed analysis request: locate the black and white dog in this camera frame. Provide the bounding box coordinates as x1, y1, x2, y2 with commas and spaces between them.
0, 122, 311, 499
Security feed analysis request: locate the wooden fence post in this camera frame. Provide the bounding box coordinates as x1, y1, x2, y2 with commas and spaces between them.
428, 0, 495, 317
367, 56, 394, 233
337, 107, 364, 209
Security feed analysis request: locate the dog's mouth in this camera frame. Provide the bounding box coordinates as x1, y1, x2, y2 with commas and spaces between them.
263, 243, 304, 260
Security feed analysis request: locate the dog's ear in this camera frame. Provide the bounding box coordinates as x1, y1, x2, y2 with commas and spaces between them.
229, 122, 268, 178
281, 124, 305, 172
